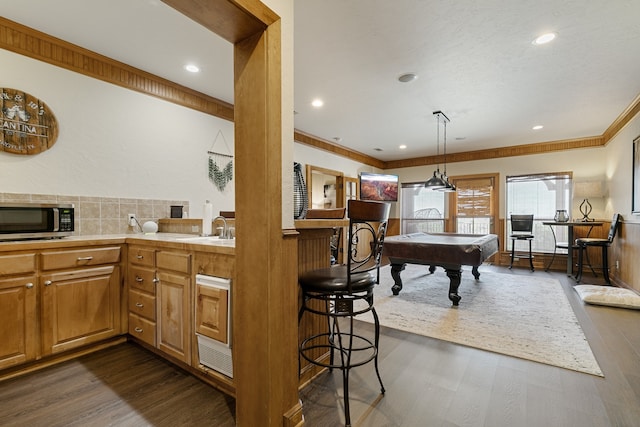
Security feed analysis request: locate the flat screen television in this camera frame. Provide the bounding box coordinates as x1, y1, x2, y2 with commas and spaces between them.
359, 172, 399, 202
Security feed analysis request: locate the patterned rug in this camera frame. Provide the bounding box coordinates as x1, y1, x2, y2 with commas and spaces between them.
363, 264, 603, 376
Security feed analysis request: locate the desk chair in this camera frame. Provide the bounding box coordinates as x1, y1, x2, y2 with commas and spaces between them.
509, 214, 535, 271
298, 200, 390, 427
576, 213, 621, 284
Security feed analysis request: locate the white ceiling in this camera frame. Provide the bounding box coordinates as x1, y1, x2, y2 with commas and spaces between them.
2, 0, 640, 162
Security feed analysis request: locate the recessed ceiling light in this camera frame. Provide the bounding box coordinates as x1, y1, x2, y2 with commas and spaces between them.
311, 99, 324, 107
333, 137, 342, 142
532, 32, 556, 45
399, 144, 407, 150
398, 73, 418, 83
184, 64, 200, 73
532, 125, 544, 130
374, 148, 383, 152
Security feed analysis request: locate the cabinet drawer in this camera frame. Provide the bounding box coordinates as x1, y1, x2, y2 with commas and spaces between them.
128, 266, 156, 294
128, 313, 156, 346
41, 246, 121, 271
157, 251, 191, 274
0, 253, 36, 275
128, 247, 156, 267
129, 289, 156, 321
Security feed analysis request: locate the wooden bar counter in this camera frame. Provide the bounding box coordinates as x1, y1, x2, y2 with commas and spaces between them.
294, 219, 348, 387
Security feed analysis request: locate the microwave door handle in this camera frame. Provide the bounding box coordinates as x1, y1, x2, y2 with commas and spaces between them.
52, 208, 59, 231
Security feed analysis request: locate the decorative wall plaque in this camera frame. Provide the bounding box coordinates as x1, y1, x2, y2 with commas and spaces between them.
1, 87, 59, 155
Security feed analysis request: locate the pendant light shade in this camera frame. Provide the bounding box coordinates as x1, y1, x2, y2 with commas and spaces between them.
426, 111, 456, 191
425, 170, 447, 189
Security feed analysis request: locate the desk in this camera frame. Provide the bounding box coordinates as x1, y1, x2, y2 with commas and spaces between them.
543, 221, 603, 276
382, 232, 499, 306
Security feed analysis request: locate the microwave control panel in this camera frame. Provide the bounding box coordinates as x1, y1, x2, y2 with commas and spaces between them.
59, 208, 74, 231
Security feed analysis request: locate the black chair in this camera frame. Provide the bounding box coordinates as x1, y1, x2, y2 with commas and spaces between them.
509, 214, 535, 271
575, 213, 621, 284
298, 199, 390, 427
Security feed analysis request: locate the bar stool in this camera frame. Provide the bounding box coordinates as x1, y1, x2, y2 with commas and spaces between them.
576, 213, 621, 284
509, 214, 535, 271
298, 199, 390, 426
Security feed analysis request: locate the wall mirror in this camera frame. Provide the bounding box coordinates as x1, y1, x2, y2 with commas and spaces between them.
306, 165, 344, 209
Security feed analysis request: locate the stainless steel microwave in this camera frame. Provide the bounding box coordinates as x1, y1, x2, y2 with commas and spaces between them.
0, 203, 74, 240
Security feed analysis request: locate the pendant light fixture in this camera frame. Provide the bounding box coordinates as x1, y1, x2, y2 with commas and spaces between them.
425, 111, 447, 189
436, 111, 456, 192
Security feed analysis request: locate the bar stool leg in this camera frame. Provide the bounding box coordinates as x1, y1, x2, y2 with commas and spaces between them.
602, 246, 611, 284
576, 245, 584, 282
528, 239, 534, 271
509, 239, 515, 269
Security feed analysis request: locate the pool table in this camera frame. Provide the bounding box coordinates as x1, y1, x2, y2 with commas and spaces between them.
382, 232, 499, 306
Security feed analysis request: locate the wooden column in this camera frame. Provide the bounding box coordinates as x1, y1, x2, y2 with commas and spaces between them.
233, 13, 301, 427
161, 1, 300, 425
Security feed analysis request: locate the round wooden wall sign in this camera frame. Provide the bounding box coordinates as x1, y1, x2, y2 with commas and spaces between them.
1, 87, 59, 155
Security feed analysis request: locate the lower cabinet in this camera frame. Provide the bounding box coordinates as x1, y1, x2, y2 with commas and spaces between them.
0, 275, 38, 370
157, 270, 191, 363
41, 265, 121, 356
127, 248, 191, 364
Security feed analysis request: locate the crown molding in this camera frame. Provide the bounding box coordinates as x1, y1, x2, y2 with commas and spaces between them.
0, 16, 234, 122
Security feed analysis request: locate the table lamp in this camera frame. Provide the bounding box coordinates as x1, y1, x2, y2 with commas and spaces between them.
573, 181, 603, 222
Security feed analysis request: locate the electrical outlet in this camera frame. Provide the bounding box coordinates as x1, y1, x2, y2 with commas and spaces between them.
127, 213, 137, 227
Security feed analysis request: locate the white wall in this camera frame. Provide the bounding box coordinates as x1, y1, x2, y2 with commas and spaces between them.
1, 49, 235, 219
387, 142, 625, 221
604, 112, 640, 223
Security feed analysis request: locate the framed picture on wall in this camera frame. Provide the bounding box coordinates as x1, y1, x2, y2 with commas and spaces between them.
633, 135, 640, 213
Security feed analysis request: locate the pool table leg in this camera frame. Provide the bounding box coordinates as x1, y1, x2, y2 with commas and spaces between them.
390, 262, 406, 295
471, 265, 480, 280
445, 268, 462, 306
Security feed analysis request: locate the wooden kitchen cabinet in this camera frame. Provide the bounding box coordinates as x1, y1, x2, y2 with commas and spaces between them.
127, 247, 192, 364
156, 251, 192, 363
40, 246, 122, 356
0, 252, 38, 370
127, 245, 157, 346
0, 274, 38, 370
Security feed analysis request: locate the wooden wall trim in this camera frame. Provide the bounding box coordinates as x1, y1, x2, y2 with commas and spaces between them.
0, 16, 234, 122
385, 135, 605, 169
294, 129, 386, 169
603, 92, 640, 143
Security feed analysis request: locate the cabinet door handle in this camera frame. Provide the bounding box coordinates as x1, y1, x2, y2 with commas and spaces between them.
134, 327, 143, 333
25, 282, 34, 289
135, 276, 144, 282
135, 302, 144, 307
136, 255, 144, 259
77, 256, 94, 261
44, 280, 52, 286
153, 278, 159, 283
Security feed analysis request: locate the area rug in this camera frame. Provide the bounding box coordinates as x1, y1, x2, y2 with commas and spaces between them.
361, 264, 603, 376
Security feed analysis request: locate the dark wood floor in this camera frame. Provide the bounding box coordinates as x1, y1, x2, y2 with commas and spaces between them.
0, 343, 235, 427
1, 266, 638, 426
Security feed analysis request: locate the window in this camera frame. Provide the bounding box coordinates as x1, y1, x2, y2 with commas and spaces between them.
506, 172, 572, 252
400, 183, 445, 234
452, 175, 497, 234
